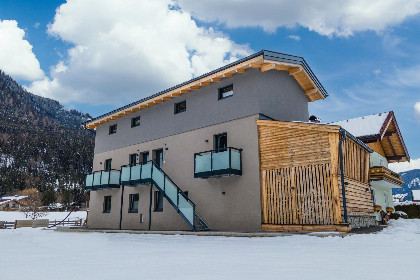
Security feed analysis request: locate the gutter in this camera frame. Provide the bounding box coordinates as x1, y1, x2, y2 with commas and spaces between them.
339, 129, 348, 223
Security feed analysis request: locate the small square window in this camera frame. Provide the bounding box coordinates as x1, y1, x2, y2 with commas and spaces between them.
154, 191, 163, 212
218, 84, 233, 100
131, 116, 140, 127
103, 196, 111, 213
129, 194, 139, 213
174, 101, 186, 114
109, 124, 117, 134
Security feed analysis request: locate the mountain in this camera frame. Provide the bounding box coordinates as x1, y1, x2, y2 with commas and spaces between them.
0, 70, 94, 200
392, 169, 420, 201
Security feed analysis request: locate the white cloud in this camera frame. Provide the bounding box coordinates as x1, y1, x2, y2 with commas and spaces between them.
0, 20, 44, 81
288, 35, 301, 41
373, 69, 381, 75
27, 0, 250, 105
415, 102, 420, 123
178, 0, 420, 37
33, 22, 40, 29
390, 158, 420, 173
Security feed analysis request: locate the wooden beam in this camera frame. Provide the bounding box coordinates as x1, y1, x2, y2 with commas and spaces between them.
249, 63, 263, 68
260, 63, 276, 72
384, 131, 396, 137
289, 67, 302, 75
235, 68, 246, 73
329, 132, 343, 225
222, 73, 233, 78
211, 78, 222, 82
386, 136, 396, 156
262, 224, 350, 232
199, 82, 211, 86
190, 86, 200, 90
305, 88, 318, 96
180, 89, 190, 94
172, 92, 182, 97
139, 104, 149, 109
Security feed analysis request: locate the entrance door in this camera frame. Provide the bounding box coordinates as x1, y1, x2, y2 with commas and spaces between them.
155, 149, 163, 168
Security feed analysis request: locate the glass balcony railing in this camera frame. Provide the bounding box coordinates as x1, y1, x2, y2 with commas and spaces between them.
194, 147, 242, 178
120, 162, 153, 186
85, 169, 121, 190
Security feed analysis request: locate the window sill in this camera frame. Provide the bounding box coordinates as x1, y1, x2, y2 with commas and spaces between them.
154, 209, 163, 212
128, 211, 138, 213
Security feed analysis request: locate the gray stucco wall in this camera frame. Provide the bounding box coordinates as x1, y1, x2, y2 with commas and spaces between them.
88, 115, 262, 231
94, 68, 308, 155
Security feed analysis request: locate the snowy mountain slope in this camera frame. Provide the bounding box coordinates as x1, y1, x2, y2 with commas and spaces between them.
392, 169, 420, 201
0, 70, 94, 197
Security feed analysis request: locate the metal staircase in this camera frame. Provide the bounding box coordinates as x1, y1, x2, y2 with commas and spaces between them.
120, 161, 210, 231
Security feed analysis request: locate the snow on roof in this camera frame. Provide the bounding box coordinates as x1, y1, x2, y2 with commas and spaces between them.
0, 195, 29, 206
412, 190, 420, 201
329, 112, 390, 138
1, 195, 28, 201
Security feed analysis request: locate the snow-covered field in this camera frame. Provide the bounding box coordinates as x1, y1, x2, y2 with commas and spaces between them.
0, 211, 86, 222
0, 219, 419, 280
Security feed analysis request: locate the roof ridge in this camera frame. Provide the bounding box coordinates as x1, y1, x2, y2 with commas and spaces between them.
328, 111, 391, 124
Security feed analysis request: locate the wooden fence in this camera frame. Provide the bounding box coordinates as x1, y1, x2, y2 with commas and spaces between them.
261, 163, 337, 225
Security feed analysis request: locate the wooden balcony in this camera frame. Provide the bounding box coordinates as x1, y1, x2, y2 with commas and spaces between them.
369, 166, 404, 186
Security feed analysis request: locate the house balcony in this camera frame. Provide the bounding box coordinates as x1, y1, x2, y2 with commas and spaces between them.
194, 147, 242, 178
120, 162, 153, 186
85, 169, 121, 190
369, 166, 404, 188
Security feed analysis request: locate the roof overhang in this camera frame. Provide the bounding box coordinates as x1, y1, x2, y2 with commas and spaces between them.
360, 111, 410, 163
84, 50, 328, 130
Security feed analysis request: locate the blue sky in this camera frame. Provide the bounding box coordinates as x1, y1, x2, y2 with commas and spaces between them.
0, 0, 419, 168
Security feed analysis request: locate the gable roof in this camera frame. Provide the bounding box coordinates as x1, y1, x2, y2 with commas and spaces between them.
329, 111, 410, 163
0, 195, 29, 207
84, 50, 329, 129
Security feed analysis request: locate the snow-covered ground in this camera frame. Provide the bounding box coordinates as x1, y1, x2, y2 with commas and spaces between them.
0, 211, 86, 222
0, 219, 419, 280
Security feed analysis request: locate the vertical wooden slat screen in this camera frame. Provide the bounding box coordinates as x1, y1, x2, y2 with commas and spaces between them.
261, 164, 336, 225
257, 120, 374, 230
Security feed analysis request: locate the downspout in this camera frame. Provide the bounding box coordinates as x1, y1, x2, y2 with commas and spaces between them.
119, 185, 125, 230
339, 129, 348, 223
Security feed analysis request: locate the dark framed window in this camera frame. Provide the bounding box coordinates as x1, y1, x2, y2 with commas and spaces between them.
131, 116, 141, 127
129, 154, 137, 166
103, 196, 111, 213
129, 194, 139, 213
214, 133, 227, 152
109, 124, 117, 134
154, 149, 163, 168
141, 152, 149, 164
104, 159, 112, 171
174, 101, 186, 114
218, 84, 233, 100
154, 191, 163, 212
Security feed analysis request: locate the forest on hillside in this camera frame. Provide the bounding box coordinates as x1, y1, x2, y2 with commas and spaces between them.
0, 70, 94, 205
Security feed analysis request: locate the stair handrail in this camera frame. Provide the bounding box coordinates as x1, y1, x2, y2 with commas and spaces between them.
120, 160, 196, 208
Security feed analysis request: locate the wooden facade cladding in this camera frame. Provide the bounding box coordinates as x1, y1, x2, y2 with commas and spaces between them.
256, 120, 374, 232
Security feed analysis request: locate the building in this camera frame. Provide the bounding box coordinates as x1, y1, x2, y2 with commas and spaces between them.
0, 195, 29, 211
330, 111, 409, 223
412, 190, 420, 202
84, 50, 378, 232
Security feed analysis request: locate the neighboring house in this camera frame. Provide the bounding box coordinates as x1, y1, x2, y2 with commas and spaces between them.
412, 190, 420, 202
330, 111, 409, 223
0, 195, 29, 211
83, 50, 377, 232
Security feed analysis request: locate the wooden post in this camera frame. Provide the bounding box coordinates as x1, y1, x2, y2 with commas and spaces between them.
329, 132, 342, 224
